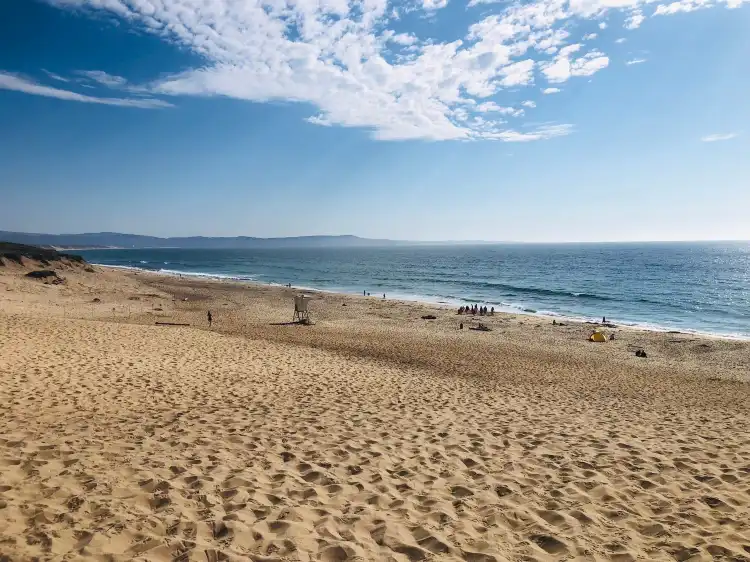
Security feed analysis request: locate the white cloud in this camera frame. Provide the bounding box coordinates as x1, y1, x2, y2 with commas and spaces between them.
701, 132, 739, 142
46, 0, 573, 141
626, 58, 647, 64
615, 37, 627, 43
653, 0, 713, 13
0, 71, 172, 109
499, 60, 536, 87
541, 44, 609, 83
77, 70, 128, 88
522, 100, 536, 107
422, 0, 448, 9
39, 0, 746, 141
583, 32, 598, 39
624, 9, 645, 28
542, 87, 562, 94
484, 124, 573, 141
306, 114, 333, 126
42, 70, 69, 82
389, 33, 417, 45
476, 102, 524, 117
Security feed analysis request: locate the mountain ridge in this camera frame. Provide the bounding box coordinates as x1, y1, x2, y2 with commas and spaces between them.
0, 231, 416, 249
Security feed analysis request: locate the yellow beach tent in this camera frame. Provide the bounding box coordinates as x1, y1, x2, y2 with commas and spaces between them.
589, 330, 606, 342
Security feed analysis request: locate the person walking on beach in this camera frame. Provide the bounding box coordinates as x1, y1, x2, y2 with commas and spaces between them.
207, 310, 212, 327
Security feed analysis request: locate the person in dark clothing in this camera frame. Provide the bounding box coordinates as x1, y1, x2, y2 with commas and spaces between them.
207, 310, 213, 327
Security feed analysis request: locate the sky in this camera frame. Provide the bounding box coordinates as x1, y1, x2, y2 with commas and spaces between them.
0, 0, 748, 242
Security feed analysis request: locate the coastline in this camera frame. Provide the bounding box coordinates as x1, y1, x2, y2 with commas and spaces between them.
2, 260, 749, 561
96, 263, 750, 342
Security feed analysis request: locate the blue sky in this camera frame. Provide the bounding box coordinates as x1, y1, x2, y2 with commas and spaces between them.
1, 0, 748, 242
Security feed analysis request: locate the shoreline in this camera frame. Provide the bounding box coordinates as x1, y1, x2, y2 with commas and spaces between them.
95, 263, 750, 342
2, 257, 749, 561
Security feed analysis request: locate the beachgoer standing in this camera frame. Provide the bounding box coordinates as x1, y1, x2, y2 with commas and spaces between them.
207, 310, 212, 327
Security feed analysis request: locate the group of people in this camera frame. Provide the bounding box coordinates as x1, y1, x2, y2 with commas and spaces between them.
458, 304, 494, 316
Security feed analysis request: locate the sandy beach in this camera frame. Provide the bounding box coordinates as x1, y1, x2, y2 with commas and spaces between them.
1, 260, 749, 561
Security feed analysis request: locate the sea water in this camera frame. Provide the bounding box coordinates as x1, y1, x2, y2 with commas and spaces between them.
78, 242, 750, 339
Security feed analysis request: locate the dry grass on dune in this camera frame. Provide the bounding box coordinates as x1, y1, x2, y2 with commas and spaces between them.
0, 268, 749, 561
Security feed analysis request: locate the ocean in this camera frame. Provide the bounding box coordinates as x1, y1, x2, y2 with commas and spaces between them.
78, 242, 750, 339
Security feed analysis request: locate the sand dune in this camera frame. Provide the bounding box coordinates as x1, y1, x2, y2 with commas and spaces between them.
1, 266, 749, 561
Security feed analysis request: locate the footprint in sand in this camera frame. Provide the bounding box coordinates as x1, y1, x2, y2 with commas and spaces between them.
212, 520, 233, 540
412, 527, 451, 554
702, 496, 732, 510
537, 509, 567, 528
462, 552, 498, 562
149, 494, 171, 511
451, 485, 474, 499
319, 544, 356, 561
530, 534, 568, 555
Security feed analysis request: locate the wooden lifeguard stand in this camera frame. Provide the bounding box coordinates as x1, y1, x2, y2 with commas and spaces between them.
293, 294, 311, 323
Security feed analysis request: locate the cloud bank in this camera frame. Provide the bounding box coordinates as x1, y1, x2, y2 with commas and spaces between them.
29, 0, 750, 140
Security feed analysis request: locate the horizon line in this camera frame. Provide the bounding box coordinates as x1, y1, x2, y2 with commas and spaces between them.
2, 230, 748, 245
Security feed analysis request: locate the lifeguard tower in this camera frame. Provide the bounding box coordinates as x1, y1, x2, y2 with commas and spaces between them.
293, 294, 311, 323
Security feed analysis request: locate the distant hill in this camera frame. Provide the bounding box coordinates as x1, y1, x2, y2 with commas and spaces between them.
0, 231, 409, 249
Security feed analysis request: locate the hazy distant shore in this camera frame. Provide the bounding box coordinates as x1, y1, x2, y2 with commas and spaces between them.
52, 246, 122, 251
